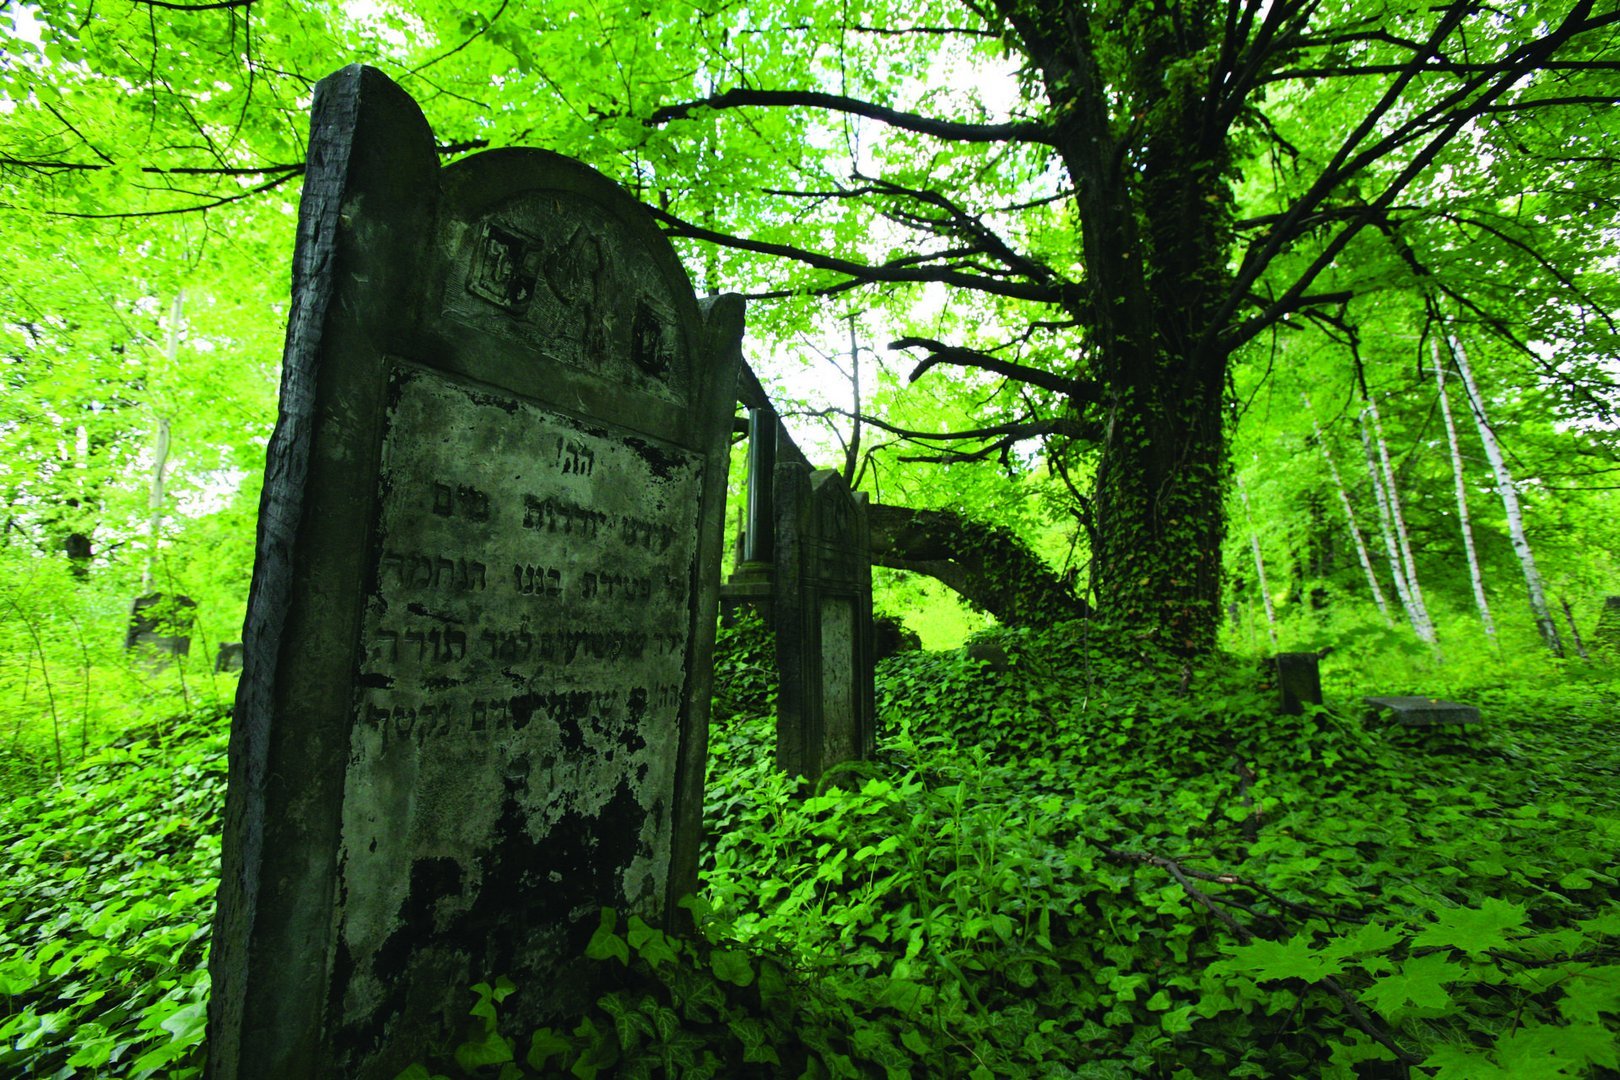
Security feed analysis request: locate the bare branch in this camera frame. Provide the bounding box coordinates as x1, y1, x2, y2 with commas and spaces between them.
890, 335, 1098, 399
130, 0, 254, 9
10, 169, 300, 219
647, 88, 1053, 145
798, 405, 1098, 445
647, 206, 1065, 303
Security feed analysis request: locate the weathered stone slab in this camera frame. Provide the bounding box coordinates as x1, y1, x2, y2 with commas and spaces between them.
214, 642, 244, 673
207, 65, 740, 1080
1364, 696, 1481, 726
125, 593, 196, 663
1272, 652, 1323, 715
773, 464, 875, 779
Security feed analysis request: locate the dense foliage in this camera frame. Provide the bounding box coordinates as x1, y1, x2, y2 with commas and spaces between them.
3, 0, 1616, 651
3, 624, 1616, 1077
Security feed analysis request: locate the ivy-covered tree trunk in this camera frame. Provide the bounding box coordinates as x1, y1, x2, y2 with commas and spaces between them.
1008, 0, 1235, 653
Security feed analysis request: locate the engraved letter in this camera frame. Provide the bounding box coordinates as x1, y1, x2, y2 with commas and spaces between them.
375, 630, 400, 663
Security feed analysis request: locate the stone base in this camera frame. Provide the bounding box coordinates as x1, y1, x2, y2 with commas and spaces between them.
1364, 696, 1481, 726
719, 562, 773, 627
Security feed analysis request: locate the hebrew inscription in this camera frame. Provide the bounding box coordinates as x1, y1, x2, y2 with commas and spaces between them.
334, 363, 704, 1036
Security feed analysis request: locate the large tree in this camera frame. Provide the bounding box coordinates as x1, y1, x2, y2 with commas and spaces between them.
4, 0, 1617, 652
634, 0, 1619, 652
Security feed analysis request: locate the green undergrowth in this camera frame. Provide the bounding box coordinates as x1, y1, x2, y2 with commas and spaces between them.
0, 714, 226, 1078
2, 619, 1618, 1077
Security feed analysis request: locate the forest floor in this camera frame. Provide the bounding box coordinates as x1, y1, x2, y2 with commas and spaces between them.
1, 619, 1617, 1078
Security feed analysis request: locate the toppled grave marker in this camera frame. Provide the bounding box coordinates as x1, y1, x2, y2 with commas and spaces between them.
1364, 696, 1481, 726
207, 65, 740, 1080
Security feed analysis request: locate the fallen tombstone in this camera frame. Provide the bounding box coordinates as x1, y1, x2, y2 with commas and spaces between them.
1364, 695, 1481, 726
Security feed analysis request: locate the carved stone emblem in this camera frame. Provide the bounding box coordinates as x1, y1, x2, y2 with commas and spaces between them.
467, 223, 543, 313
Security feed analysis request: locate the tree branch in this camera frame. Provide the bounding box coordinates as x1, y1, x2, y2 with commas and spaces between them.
890, 335, 1098, 399
647, 206, 1065, 303
647, 88, 1054, 145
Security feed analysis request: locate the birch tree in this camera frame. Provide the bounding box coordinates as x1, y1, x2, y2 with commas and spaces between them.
1359, 408, 1435, 645
1445, 331, 1565, 656
1307, 402, 1392, 625
1431, 338, 1496, 640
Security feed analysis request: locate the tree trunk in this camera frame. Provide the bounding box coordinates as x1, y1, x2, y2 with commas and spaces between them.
1359, 412, 1418, 632
1433, 339, 1495, 640
1308, 404, 1392, 624
1447, 331, 1564, 655
1004, 1, 1232, 655
144, 291, 181, 591
1363, 394, 1437, 645
866, 502, 1090, 629
1559, 596, 1590, 661
1359, 407, 1436, 645
1236, 474, 1278, 647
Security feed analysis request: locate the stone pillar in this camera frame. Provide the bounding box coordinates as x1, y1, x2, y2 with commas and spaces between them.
773, 464, 875, 779
718, 407, 777, 626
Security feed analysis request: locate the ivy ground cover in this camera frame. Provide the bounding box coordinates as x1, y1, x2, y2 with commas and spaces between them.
2, 622, 1617, 1077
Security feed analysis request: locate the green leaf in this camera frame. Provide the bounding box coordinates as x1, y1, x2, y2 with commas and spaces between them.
1362, 952, 1463, 1019
1321, 921, 1403, 964
1411, 898, 1528, 957
710, 949, 755, 987
626, 916, 678, 967
527, 1027, 574, 1071
455, 1028, 514, 1070
585, 908, 630, 965
1216, 935, 1344, 983
1558, 965, 1620, 1025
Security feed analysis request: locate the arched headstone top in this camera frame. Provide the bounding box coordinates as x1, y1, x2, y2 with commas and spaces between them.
435, 150, 702, 407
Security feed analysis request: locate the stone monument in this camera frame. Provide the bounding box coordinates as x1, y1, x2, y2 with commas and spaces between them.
124, 592, 196, 663
1271, 652, 1323, 716
207, 66, 740, 1080
772, 463, 876, 779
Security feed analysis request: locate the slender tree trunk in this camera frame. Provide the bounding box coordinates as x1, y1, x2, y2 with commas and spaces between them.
1432, 340, 1496, 640
1363, 394, 1436, 645
1447, 332, 1564, 655
1359, 412, 1423, 638
1559, 596, 1590, 660
1308, 402, 1392, 625
143, 291, 180, 592
1236, 475, 1278, 647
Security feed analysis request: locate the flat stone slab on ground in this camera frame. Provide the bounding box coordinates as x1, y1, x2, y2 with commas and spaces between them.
1364, 696, 1481, 725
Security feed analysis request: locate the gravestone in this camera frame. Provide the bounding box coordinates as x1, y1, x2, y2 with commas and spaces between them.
214, 642, 244, 673
124, 593, 196, 664
207, 66, 741, 1080
773, 463, 875, 779
1364, 696, 1481, 726
872, 615, 920, 662
1271, 652, 1323, 715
